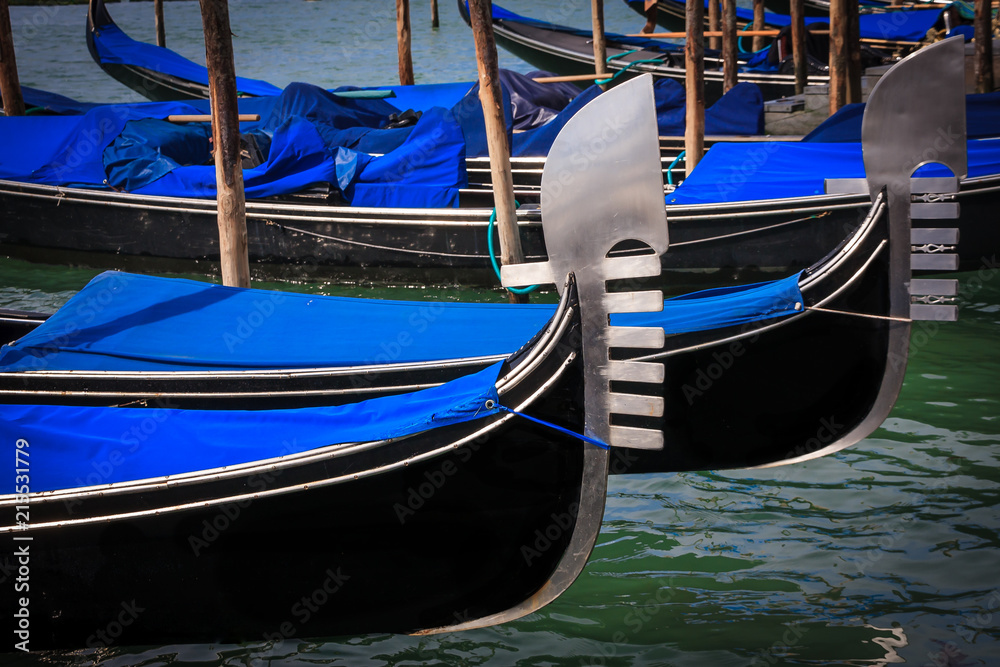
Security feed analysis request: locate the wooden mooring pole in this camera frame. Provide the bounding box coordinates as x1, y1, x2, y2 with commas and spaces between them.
467, 0, 528, 303
592, 0, 608, 88
396, 0, 414, 85
707, 0, 721, 51
974, 0, 995, 93
722, 0, 737, 93
828, 0, 848, 114
154, 0, 166, 47
790, 0, 807, 95
199, 0, 250, 288
846, 0, 862, 103
0, 0, 24, 117
431, 0, 439, 28
752, 0, 766, 52
685, 0, 705, 172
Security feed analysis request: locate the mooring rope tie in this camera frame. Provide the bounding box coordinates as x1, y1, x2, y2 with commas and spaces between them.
487, 202, 540, 295
807, 305, 913, 323
491, 402, 610, 450
597, 49, 673, 86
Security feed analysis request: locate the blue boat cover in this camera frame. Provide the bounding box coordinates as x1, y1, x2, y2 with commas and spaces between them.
0, 83, 468, 208
21, 86, 101, 115
91, 21, 282, 97
666, 137, 1000, 205
0, 361, 504, 493
0, 270, 804, 373
635, 0, 950, 42
803, 92, 1000, 143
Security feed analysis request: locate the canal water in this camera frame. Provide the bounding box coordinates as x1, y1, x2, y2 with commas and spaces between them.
2, 1, 999, 665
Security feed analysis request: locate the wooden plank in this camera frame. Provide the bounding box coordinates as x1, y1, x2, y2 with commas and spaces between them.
722, 0, 737, 93
467, 0, 528, 303
790, 0, 807, 95
975, 0, 995, 93
154, 0, 166, 47
396, 0, 414, 86
166, 114, 260, 123
0, 0, 24, 117
592, 0, 608, 88
532, 73, 612, 83
685, 0, 705, 172
199, 0, 250, 289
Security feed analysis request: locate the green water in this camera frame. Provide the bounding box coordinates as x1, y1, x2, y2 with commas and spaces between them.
3, 1, 1000, 664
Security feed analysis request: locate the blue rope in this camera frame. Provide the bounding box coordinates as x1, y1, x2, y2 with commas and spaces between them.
497, 404, 610, 450
488, 202, 539, 295
666, 150, 685, 186
737, 20, 754, 54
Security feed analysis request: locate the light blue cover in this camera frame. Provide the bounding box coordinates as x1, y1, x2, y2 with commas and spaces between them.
0, 361, 504, 493
0, 271, 804, 373
666, 138, 1000, 205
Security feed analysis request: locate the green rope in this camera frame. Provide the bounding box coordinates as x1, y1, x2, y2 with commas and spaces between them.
597, 48, 674, 86
487, 202, 538, 295
666, 150, 686, 186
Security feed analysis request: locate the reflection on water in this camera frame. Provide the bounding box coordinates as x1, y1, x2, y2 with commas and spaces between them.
3, 0, 999, 663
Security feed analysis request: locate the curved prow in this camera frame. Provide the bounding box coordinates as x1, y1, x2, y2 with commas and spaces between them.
87, 0, 114, 35
420, 75, 669, 636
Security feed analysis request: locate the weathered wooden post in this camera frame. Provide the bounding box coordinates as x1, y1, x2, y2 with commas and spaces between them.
396, 0, 414, 85
199, 0, 250, 288
707, 0, 721, 51
592, 0, 608, 87
431, 0, 439, 28
467, 0, 529, 304
974, 0, 995, 93
0, 0, 24, 117
790, 0, 807, 94
685, 0, 705, 171
828, 0, 848, 114
154, 0, 166, 47
846, 0, 862, 103
722, 0, 737, 92
752, 0, 766, 52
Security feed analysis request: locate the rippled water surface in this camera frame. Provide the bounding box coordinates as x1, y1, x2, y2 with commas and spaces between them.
3, 0, 999, 665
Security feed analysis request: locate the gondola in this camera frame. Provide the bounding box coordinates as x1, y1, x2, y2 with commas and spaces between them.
457, 0, 839, 105
0, 40, 966, 650
624, 0, 964, 41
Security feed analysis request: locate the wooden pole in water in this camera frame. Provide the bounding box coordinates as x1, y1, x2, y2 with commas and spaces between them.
199, 0, 250, 288
431, 0, 439, 28
790, 0, 807, 95
467, 0, 528, 304
685, 0, 705, 172
591, 0, 608, 87
846, 0, 862, 103
0, 0, 24, 117
396, 0, 414, 85
154, 0, 166, 47
828, 0, 848, 114
722, 0, 737, 93
752, 0, 766, 52
974, 0, 995, 93
707, 0, 721, 51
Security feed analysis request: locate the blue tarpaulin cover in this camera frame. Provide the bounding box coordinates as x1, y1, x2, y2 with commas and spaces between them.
632, 0, 950, 41
0, 361, 504, 493
666, 138, 1000, 205
0, 83, 468, 208
803, 92, 1000, 143
0, 271, 804, 374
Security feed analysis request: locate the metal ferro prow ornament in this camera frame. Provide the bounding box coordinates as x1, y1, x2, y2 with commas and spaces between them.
502, 74, 669, 452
